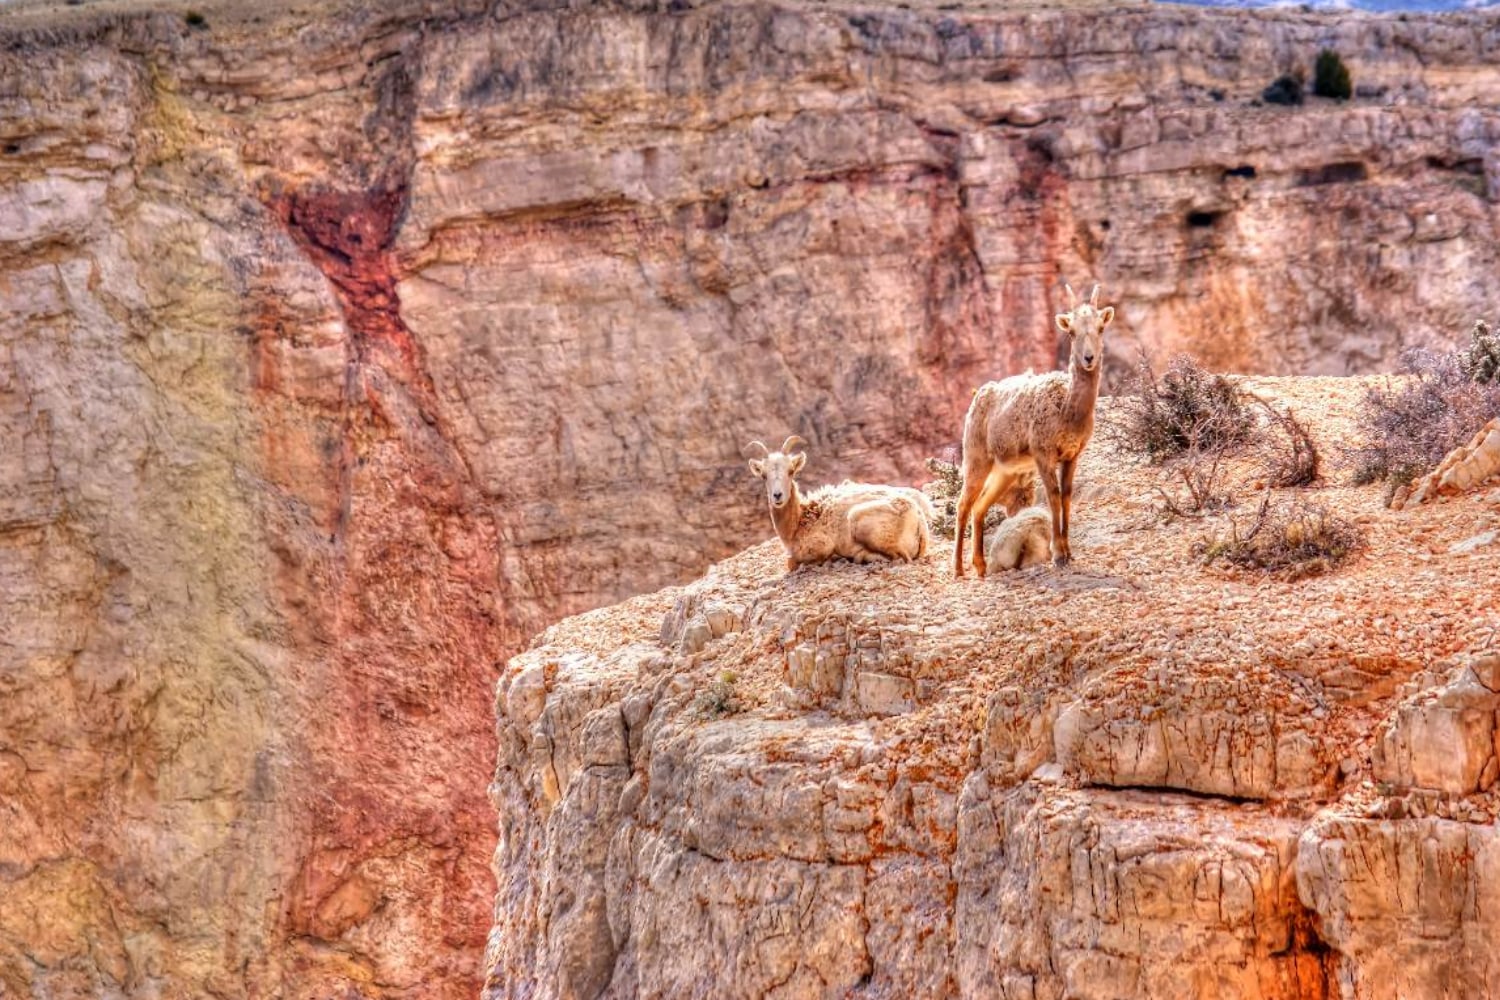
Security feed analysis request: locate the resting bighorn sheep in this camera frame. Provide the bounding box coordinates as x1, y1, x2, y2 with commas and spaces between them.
985, 506, 1053, 572
747, 436, 934, 571
954, 283, 1114, 576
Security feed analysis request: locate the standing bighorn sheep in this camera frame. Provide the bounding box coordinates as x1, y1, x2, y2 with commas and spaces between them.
747, 436, 934, 571
954, 283, 1114, 576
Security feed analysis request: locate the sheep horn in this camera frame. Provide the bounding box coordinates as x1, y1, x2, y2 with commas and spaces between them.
1089, 283, 1101, 306
780, 434, 807, 455
745, 440, 769, 459
1064, 283, 1077, 309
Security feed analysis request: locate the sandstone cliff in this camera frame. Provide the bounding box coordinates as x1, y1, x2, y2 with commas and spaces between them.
493, 377, 1500, 999
3, 0, 1500, 995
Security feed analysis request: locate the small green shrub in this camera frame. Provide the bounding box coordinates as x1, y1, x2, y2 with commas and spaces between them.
1262, 74, 1304, 106
1313, 49, 1352, 100
695, 670, 743, 719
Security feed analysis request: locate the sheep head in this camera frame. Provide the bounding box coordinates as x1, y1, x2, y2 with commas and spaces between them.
1056, 282, 1114, 373
746, 435, 807, 509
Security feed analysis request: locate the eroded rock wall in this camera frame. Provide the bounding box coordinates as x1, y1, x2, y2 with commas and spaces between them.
3, 1, 1500, 996
492, 444, 1500, 999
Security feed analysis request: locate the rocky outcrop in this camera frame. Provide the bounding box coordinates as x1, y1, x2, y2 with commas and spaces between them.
1289, 653, 1500, 997
491, 378, 1500, 999
4, 0, 1500, 995
1395, 417, 1500, 508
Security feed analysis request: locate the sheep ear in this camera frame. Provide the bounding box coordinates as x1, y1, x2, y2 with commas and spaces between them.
1099, 306, 1115, 328
1055, 313, 1074, 335
748, 458, 766, 477
789, 453, 806, 475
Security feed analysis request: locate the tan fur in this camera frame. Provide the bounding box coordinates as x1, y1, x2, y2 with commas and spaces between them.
747, 439, 934, 571
985, 506, 1053, 572
954, 283, 1114, 577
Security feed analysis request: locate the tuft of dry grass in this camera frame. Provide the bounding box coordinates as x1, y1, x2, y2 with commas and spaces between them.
1195, 495, 1363, 581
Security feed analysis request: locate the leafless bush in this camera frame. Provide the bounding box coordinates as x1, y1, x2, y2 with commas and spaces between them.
1195, 495, 1363, 580
1155, 439, 1236, 518
1254, 399, 1320, 488
1110, 353, 1254, 463
1351, 328, 1500, 502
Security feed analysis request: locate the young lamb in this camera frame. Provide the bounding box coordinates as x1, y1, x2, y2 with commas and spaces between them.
954, 283, 1114, 576
985, 506, 1053, 572
746, 436, 934, 571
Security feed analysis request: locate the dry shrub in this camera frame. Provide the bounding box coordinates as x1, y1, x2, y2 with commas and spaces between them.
1461, 319, 1500, 385
923, 454, 1033, 541
1196, 495, 1363, 581
1111, 353, 1257, 518
1351, 322, 1500, 503
1254, 399, 1320, 487
1110, 353, 1254, 463
1155, 447, 1235, 518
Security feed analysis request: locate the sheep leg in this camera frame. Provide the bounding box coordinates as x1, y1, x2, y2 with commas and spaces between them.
953, 457, 991, 578
1035, 456, 1066, 566
968, 472, 1012, 579
1059, 458, 1078, 564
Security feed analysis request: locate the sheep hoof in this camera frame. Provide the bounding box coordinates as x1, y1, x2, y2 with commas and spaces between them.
1052, 553, 1071, 568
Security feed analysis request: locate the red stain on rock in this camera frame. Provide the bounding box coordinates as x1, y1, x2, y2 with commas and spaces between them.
253, 180, 501, 997
268, 183, 424, 379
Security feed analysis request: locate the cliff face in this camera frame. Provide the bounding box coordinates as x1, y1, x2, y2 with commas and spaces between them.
2, 0, 1499, 996
493, 377, 1500, 999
